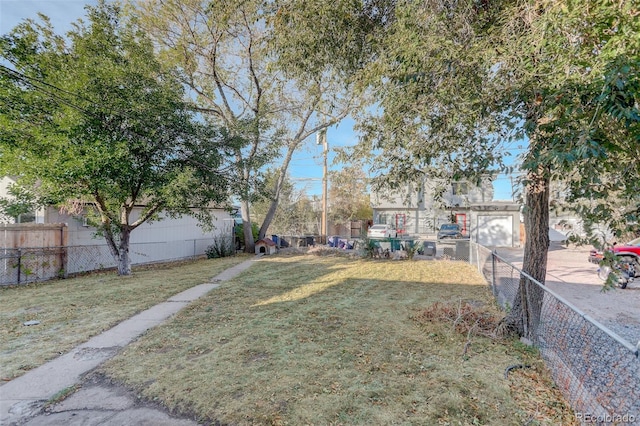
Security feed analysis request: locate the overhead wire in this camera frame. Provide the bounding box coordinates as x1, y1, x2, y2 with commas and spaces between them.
0, 64, 93, 115
0, 63, 235, 177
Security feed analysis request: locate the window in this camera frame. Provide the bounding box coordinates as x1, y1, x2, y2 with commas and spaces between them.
17, 212, 36, 223
452, 182, 468, 195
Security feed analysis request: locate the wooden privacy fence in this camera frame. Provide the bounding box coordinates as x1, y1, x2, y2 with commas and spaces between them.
0, 223, 68, 248
0, 223, 68, 285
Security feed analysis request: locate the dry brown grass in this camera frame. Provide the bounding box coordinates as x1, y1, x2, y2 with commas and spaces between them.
100, 254, 575, 425
507, 366, 579, 426
0, 255, 250, 380
413, 300, 500, 337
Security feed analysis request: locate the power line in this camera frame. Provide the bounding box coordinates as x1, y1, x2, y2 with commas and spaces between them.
0, 64, 92, 114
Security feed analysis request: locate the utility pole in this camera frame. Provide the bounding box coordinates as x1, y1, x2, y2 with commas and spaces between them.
317, 129, 328, 243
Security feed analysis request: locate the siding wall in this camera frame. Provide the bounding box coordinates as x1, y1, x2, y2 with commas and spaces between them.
1, 207, 233, 281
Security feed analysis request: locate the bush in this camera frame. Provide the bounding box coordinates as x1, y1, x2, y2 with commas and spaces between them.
234, 222, 259, 250
404, 240, 422, 260
360, 238, 392, 259
206, 234, 235, 259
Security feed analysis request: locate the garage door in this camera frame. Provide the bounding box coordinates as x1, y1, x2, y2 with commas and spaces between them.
477, 216, 512, 247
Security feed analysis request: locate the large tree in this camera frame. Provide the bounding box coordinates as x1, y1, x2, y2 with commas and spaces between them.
250, 169, 319, 236
329, 164, 372, 225
349, 0, 639, 337
0, 1, 232, 275
130, 0, 366, 253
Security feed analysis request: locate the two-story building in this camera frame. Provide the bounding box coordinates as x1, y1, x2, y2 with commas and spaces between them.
370, 176, 522, 247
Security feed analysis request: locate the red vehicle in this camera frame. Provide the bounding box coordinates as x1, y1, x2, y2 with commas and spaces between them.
611, 237, 640, 263
591, 238, 640, 288
590, 237, 640, 264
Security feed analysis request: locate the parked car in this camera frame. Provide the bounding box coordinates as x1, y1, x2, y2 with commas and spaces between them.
367, 224, 397, 239
437, 223, 463, 239
589, 237, 640, 264
613, 237, 640, 256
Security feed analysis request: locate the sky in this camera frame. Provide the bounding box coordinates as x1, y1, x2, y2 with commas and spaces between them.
1, 0, 519, 201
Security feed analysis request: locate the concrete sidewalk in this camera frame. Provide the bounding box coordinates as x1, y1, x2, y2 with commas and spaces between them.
0, 257, 258, 426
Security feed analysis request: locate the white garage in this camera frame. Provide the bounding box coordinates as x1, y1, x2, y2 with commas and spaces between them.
469, 203, 521, 247
476, 215, 513, 247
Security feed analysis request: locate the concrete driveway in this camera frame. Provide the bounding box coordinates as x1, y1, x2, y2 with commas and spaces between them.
493, 244, 640, 346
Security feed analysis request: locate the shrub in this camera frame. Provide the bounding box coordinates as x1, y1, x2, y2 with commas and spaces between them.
362, 237, 378, 258
234, 222, 259, 250
206, 234, 235, 259
404, 240, 422, 260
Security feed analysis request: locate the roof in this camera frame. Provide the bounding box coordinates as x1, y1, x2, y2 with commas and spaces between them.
256, 238, 277, 247
469, 202, 521, 212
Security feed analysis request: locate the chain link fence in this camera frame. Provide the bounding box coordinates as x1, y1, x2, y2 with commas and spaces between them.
1, 239, 216, 285
1, 247, 66, 285
470, 242, 640, 422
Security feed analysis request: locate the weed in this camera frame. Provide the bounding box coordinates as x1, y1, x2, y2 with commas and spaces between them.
45, 384, 79, 408
205, 234, 235, 258
413, 299, 500, 338
404, 240, 422, 260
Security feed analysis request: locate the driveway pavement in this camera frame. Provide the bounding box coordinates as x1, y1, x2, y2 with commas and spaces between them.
494, 243, 640, 345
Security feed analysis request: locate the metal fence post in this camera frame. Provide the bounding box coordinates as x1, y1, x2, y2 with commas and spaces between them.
491, 249, 498, 297
61, 246, 68, 278
17, 248, 21, 285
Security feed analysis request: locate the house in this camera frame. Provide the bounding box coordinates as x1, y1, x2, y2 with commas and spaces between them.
371, 178, 496, 236
1, 176, 235, 274
0, 176, 45, 224
370, 177, 522, 247
371, 174, 592, 247
255, 238, 277, 255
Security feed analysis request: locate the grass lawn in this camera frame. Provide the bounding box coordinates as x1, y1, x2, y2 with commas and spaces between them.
0, 255, 250, 380
99, 252, 577, 425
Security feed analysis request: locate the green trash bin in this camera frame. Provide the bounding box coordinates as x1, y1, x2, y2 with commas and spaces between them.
390, 238, 402, 251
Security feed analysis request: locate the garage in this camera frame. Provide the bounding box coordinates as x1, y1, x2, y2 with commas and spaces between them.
476, 215, 513, 247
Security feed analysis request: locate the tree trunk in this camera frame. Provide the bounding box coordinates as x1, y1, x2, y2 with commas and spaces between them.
500, 169, 550, 339
258, 140, 300, 241
259, 198, 279, 241
240, 199, 255, 253
117, 227, 132, 276
102, 223, 133, 276
258, 169, 286, 241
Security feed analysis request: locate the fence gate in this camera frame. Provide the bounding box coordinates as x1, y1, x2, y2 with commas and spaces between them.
350, 220, 364, 238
